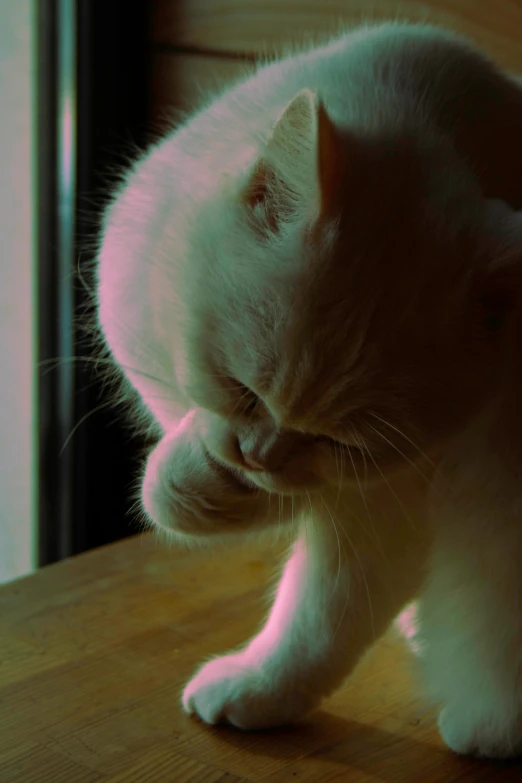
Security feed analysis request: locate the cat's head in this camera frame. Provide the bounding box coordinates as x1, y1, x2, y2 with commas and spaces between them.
140, 89, 522, 538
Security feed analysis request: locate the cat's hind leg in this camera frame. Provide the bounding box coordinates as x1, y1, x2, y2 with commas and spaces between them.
417, 451, 522, 759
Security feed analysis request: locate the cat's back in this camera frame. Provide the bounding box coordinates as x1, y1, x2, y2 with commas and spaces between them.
103, 21, 522, 239
174, 22, 520, 164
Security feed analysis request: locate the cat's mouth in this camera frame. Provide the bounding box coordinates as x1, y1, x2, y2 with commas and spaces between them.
208, 431, 415, 497
226, 445, 366, 495
237, 467, 322, 495
231, 440, 413, 494
207, 449, 318, 495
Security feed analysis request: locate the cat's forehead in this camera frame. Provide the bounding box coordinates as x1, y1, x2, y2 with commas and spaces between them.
184, 146, 478, 388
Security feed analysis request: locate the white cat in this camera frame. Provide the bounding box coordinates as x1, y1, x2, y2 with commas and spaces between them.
95, 22, 522, 758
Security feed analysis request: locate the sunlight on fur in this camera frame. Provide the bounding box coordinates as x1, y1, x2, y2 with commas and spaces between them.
95, 21, 522, 759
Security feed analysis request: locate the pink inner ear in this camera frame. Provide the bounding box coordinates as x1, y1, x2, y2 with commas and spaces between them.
243, 160, 286, 233
317, 100, 343, 218
245, 162, 269, 209
241, 89, 321, 225
242, 90, 347, 230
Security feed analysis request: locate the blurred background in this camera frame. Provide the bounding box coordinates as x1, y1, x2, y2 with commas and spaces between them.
1, 0, 520, 584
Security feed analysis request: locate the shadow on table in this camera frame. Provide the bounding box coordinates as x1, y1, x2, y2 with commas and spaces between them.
193, 709, 522, 782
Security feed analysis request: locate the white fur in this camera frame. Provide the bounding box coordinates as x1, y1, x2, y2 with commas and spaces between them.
96, 22, 522, 758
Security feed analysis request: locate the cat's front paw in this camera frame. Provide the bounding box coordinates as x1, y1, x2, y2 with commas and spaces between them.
142, 415, 272, 539
182, 653, 313, 730
438, 705, 522, 759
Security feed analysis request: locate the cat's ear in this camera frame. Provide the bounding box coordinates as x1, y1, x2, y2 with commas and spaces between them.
479, 200, 522, 333
242, 88, 343, 229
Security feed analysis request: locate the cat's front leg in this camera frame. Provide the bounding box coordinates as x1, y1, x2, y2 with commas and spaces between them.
182, 524, 348, 729
182, 502, 426, 729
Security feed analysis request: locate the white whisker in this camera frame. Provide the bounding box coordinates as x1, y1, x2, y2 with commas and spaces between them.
352, 430, 369, 492
324, 500, 376, 645
368, 424, 435, 488
369, 412, 436, 469
320, 495, 344, 639
366, 447, 417, 532
58, 401, 117, 456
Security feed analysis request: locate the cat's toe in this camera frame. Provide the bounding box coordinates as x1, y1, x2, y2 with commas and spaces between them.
438, 706, 522, 759
182, 655, 254, 727
182, 653, 311, 730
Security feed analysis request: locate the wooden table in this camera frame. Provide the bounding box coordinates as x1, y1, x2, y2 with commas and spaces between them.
2, 533, 522, 781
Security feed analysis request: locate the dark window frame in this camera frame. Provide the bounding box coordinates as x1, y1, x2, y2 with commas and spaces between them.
37, 0, 151, 566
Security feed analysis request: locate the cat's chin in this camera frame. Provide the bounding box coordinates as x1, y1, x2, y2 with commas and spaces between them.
241, 468, 323, 496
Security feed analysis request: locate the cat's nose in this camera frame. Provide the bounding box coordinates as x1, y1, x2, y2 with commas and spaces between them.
238, 444, 267, 471
237, 431, 295, 473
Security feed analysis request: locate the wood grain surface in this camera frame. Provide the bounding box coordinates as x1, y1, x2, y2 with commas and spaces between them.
2, 532, 522, 781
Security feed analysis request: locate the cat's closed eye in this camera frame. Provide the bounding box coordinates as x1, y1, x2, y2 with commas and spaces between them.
188, 373, 260, 418
232, 382, 260, 416
201, 378, 261, 419
316, 435, 365, 458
